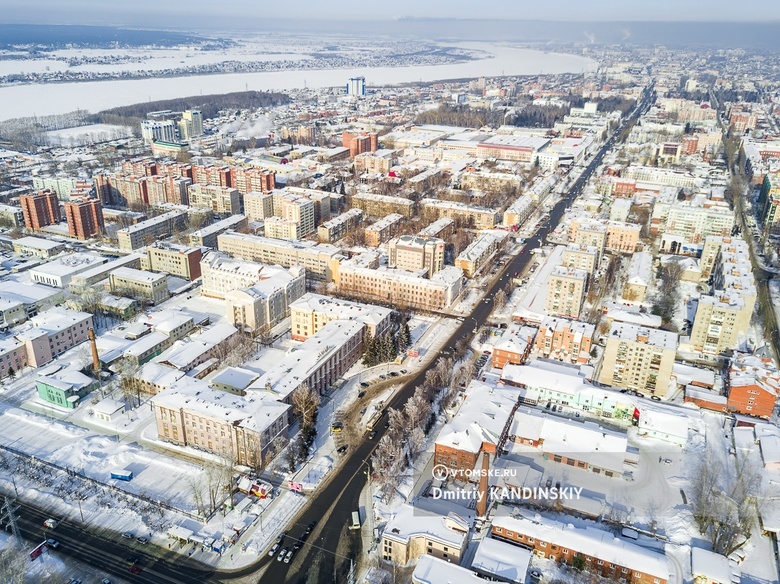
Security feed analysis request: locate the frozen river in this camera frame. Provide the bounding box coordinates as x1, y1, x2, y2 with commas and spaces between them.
0, 43, 597, 121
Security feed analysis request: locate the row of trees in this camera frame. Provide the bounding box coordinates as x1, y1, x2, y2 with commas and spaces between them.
371, 355, 475, 502
651, 258, 683, 330
361, 325, 412, 367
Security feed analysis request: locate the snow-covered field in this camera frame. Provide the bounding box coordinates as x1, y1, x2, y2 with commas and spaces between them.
45, 123, 133, 146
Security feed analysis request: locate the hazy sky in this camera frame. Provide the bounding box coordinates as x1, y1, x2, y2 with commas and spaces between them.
3, 0, 780, 25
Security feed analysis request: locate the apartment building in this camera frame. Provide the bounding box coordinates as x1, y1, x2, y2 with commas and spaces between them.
229, 167, 275, 195
189, 214, 248, 248
188, 184, 241, 215
690, 238, 756, 354
534, 316, 595, 364
493, 324, 537, 368
283, 187, 332, 225
570, 220, 639, 254
492, 510, 669, 584
421, 199, 498, 229
342, 131, 378, 157
63, 197, 104, 239
337, 262, 463, 312
251, 319, 364, 400
381, 505, 469, 565
0, 338, 28, 377
200, 250, 301, 300
152, 377, 290, 467
277, 194, 316, 237
351, 192, 415, 218
225, 266, 306, 333
387, 235, 445, 277
12, 236, 66, 258
571, 223, 607, 254
178, 109, 204, 140
243, 191, 275, 222
419, 217, 455, 239
109, 267, 170, 305
354, 149, 397, 174
20, 190, 61, 230
655, 201, 734, 253
117, 210, 188, 250
455, 233, 502, 278
365, 213, 404, 247
502, 195, 534, 228
264, 217, 302, 240
545, 266, 588, 319
621, 165, 697, 188
156, 323, 238, 373
14, 307, 93, 367
145, 175, 191, 206
317, 208, 364, 242
598, 322, 677, 397
290, 293, 393, 341
727, 353, 779, 419
561, 243, 600, 275
140, 242, 202, 281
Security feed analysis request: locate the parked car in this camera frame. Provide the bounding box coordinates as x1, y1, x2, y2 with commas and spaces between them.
66, 579, 82, 584
379, 374, 386, 380
400, 369, 407, 374
337, 445, 348, 454
357, 391, 366, 399
360, 382, 370, 388
284, 549, 293, 563
389, 371, 398, 377
136, 537, 149, 544
277, 547, 288, 562
121, 532, 134, 539
268, 543, 280, 557
45, 539, 60, 549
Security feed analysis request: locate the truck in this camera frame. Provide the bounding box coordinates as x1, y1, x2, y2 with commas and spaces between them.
365, 411, 382, 433
43, 518, 58, 529
110, 469, 133, 481
350, 511, 361, 530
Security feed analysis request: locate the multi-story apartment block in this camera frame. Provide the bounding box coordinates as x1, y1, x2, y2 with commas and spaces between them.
535, 316, 595, 364
187, 184, 241, 215
387, 235, 445, 277
189, 214, 247, 248
502, 195, 534, 228
117, 210, 188, 251
621, 165, 697, 188
317, 209, 364, 243
31, 176, 81, 199
200, 250, 300, 300
20, 190, 61, 230
217, 232, 341, 282
545, 266, 588, 319
290, 293, 393, 341
571, 222, 607, 254
365, 213, 404, 247
178, 109, 204, 140
455, 233, 502, 278
140, 242, 203, 281
228, 168, 275, 195
727, 353, 779, 419
243, 192, 275, 222
758, 171, 780, 241
655, 201, 734, 253
63, 197, 104, 239
351, 192, 415, 218
354, 149, 397, 174
225, 265, 306, 333
381, 504, 469, 565
278, 194, 316, 237
109, 267, 170, 305
145, 175, 190, 206
420, 199, 498, 229
561, 243, 600, 275
690, 238, 756, 354
141, 119, 177, 144
337, 262, 463, 312
598, 322, 677, 397
152, 376, 290, 467
14, 307, 93, 367
492, 510, 669, 584
263, 216, 301, 240
342, 131, 378, 157
251, 319, 365, 400
419, 217, 455, 239
283, 187, 332, 225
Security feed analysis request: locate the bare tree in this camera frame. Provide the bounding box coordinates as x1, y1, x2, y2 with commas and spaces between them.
494, 288, 508, 311
690, 450, 763, 555
291, 384, 320, 429
0, 548, 26, 584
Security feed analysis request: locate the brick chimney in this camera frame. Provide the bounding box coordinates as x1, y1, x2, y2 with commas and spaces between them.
476, 451, 490, 518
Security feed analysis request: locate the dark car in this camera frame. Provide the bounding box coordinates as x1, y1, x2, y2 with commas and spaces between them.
125, 556, 139, 565
400, 369, 407, 374
379, 374, 386, 380
389, 371, 399, 377
129, 565, 142, 575
337, 445, 348, 454
368, 430, 377, 439
357, 391, 366, 398
360, 382, 370, 388
136, 536, 149, 544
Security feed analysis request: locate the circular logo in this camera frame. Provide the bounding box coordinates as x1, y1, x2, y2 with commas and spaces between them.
431, 464, 450, 481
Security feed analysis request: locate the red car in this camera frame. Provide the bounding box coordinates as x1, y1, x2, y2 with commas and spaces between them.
129, 565, 143, 575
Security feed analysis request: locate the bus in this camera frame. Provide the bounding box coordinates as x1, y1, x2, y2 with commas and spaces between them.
366, 411, 383, 432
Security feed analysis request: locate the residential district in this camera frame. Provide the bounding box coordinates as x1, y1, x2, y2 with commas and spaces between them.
1, 44, 780, 584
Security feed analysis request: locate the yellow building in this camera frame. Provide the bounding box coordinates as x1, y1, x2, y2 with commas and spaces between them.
545, 266, 588, 319
109, 267, 170, 305
380, 504, 469, 565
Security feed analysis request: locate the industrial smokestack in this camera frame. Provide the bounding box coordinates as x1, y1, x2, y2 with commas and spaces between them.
88, 328, 100, 373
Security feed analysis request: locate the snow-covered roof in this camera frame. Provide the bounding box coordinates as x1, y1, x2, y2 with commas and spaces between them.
210, 366, 259, 391
383, 503, 469, 548
605, 306, 663, 329
759, 435, 780, 468
290, 292, 391, 327
492, 509, 669, 580
691, 548, 738, 583
435, 380, 522, 455
637, 407, 690, 441
413, 555, 484, 584
93, 397, 125, 416
470, 537, 530, 583
607, 321, 678, 351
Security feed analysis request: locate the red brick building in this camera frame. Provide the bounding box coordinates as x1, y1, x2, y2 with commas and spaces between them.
229, 167, 276, 194
64, 197, 104, 240
727, 353, 779, 419
342, 131, 378, 158
20, 190, 61, 230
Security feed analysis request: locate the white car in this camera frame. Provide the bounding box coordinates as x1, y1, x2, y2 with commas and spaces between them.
268, 543, 280, 557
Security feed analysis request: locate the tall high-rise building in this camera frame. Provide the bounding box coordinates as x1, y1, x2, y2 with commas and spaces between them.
178, 109, 204, 141
346, 76, 366, 96
141, 120, 178, 144
20, 190, 61, 230
63, 197, 104, 240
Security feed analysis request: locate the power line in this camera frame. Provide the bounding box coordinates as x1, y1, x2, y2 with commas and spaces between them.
0, 496, 23, 548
